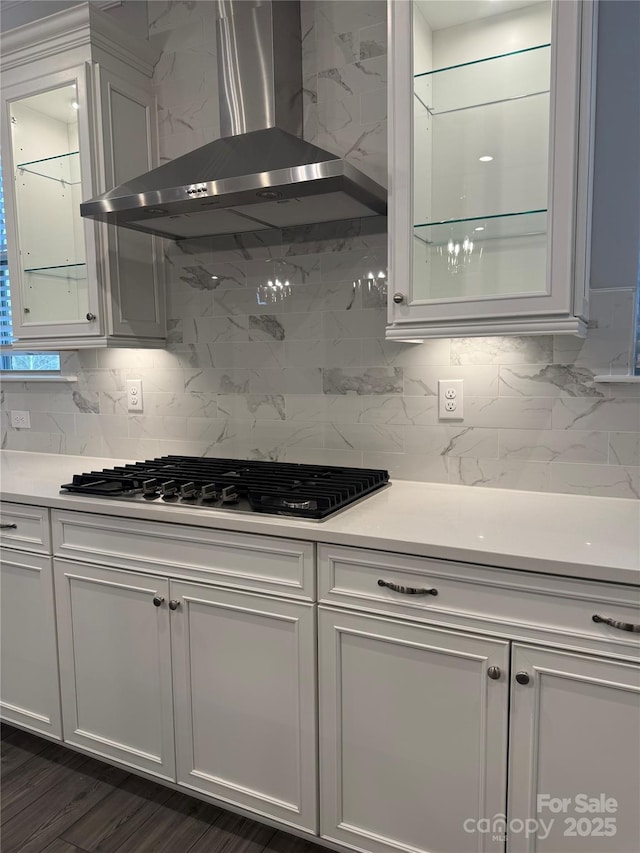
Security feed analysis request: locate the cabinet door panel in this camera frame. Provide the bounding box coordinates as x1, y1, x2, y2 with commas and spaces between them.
508, 644, 640, 853
95, 65, 165, 340
319, 607, 509, 853
171, 581, 317, 832
0, 549, 62, 738
54, 559, 175, 779
1, 64, 101, 341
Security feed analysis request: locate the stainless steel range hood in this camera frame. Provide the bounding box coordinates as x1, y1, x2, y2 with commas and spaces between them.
80, 0, 387, 241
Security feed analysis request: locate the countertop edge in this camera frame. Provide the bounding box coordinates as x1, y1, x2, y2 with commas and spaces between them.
2, 487, 638, 588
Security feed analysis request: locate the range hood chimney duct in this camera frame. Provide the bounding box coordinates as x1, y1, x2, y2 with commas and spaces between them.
80, 0, 387, 241
217, 0, 302, 138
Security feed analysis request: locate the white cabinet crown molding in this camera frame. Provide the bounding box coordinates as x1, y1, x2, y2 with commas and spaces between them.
0, 2, 158, 76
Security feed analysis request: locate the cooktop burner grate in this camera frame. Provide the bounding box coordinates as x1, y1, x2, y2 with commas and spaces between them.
61, 456, 390, 520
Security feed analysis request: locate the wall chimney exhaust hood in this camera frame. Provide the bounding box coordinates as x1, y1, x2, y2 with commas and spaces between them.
80, 0, 387, 241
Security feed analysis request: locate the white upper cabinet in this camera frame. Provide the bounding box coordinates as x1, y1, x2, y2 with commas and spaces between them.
0, 3, 166, 349
387, 0, 598, 340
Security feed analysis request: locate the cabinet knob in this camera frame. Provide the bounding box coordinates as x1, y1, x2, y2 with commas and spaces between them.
152, 595, 164, 607
86, 312, 96, 321
515, 671, 530, 685
168, 599, 180, 611
392, 293, 405, 304
487, 666, 501, 680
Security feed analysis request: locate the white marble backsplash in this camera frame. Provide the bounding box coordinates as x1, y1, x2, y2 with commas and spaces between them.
1, 0, 638, 500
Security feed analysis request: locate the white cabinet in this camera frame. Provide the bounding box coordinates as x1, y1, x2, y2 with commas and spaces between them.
508, 645, 640, 853
171, 581, 317, 832
0, 546, 62, 739
318, 607, 509, 853
318, 545, 640, 853
387, 0, 597, 339
53, 559, 176, 780
0, 501, 61, 739
50, 511, 318, 831
0, 3, 165, 349
10, 501, 636, 853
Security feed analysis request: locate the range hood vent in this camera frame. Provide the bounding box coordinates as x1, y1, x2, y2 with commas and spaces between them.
81, 0, 387, 241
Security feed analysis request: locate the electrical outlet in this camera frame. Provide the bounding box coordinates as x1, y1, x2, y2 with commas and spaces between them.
438, 379, 463, 420
127, 379, 143, 413
10, 410, 31, 429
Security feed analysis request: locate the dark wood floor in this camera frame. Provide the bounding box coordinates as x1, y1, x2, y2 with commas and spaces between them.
1, 724, 326, 853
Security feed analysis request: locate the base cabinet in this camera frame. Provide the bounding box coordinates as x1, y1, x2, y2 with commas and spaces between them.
53, 557, 317, 832
53, 559, 175, 780
318, 607, 510, 853
4, 506, 636, 853
0, 547, 62, 739
171, 581, 317, 832
508, 644, 640, 853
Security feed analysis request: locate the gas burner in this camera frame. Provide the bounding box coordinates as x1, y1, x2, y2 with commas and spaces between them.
283, 499, 315, 510
61, 456, 390, 521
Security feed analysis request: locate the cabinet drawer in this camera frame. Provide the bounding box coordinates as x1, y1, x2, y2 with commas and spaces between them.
0, 503, 50, 554
52, 510, 315, 599
319, 545, 640, 657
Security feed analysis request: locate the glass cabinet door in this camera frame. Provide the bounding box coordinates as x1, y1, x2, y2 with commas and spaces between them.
9, 81, 89, 325
388, 0, 596, 339
412, 0, 552, 302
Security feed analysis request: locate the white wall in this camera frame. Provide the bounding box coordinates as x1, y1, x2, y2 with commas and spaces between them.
590, 0, 640, 291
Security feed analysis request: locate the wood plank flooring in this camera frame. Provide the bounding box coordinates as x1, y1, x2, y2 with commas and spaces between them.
1, 725, 325, 853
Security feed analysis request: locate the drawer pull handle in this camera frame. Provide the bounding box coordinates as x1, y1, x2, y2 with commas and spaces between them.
378, 579, 437, 596
0, 523, 18, 530
152, 595, 164, 607
593, 614, 640, 634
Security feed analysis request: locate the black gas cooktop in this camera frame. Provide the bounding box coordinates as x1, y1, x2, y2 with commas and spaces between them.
61, 456, 390, 520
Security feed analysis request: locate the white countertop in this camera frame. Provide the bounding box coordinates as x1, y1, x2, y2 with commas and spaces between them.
1, 450, 638, 585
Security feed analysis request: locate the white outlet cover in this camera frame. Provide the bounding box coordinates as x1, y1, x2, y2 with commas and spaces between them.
438, 379, 464, 420
10, 410, 31, 429
127, 379, 143, 412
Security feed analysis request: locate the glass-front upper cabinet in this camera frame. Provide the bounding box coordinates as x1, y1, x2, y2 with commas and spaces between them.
387, 0, 598, 340
10, 80, 88, 326
0, 4, 165, 350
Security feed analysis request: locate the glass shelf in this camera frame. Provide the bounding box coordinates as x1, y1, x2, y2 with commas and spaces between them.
16, 151, 81, 186
414, 45, 550, 115
414, 210, 547, 243
413, 63, 550, 224
23, 263, 87, 279
412, 211, 548, 301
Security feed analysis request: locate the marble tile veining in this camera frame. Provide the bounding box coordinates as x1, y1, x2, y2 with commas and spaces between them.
323, 367, 403, 395
499, 364, 604, 398
452, 336, 554, 366
4, 1, 638, 501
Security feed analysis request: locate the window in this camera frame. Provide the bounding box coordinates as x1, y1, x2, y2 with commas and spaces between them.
0, 158, 60, 372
